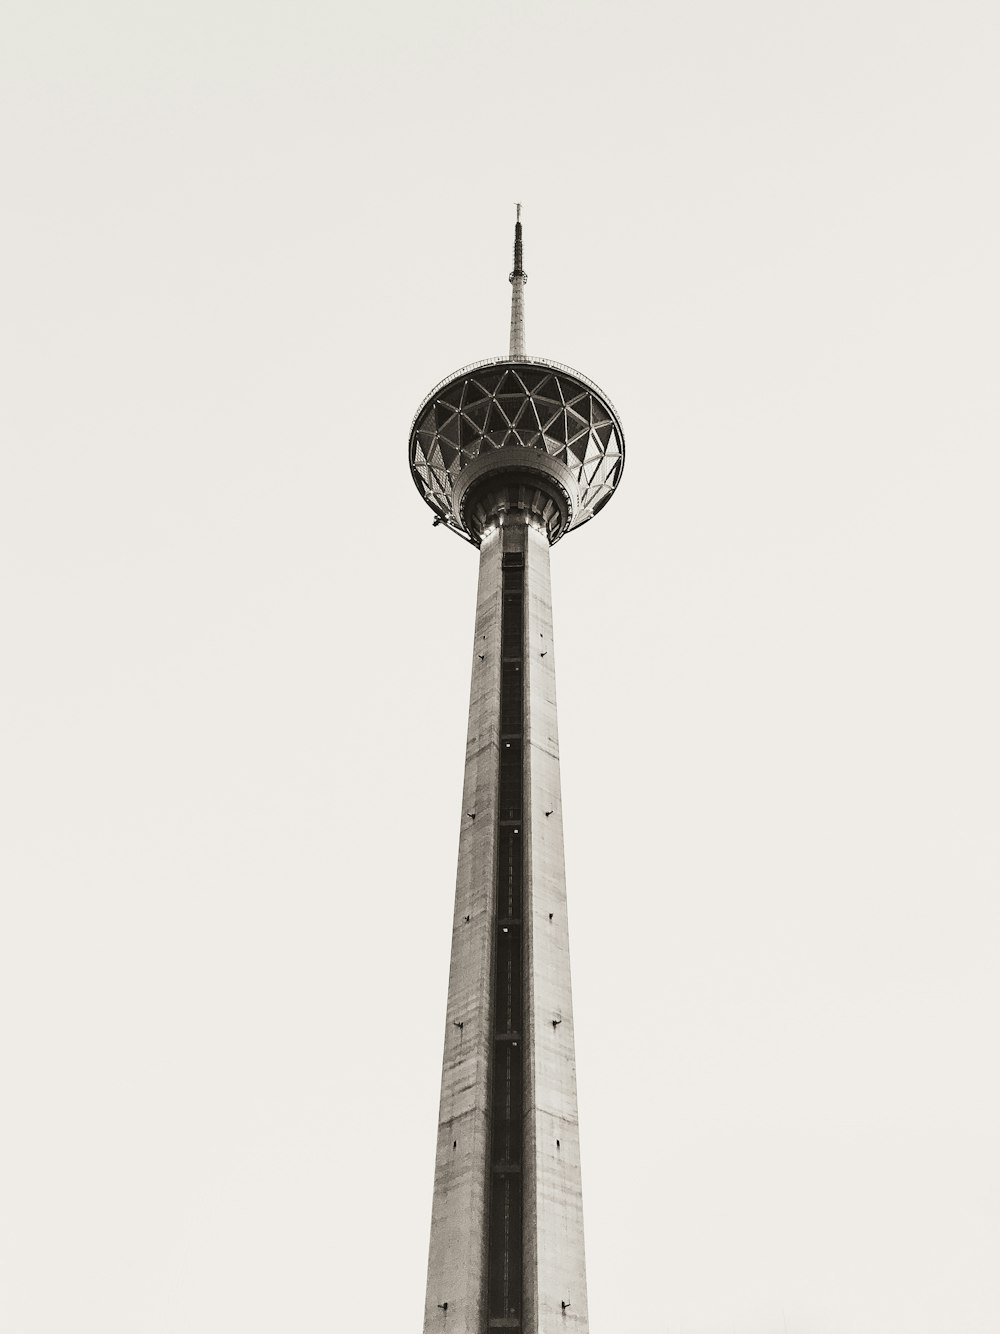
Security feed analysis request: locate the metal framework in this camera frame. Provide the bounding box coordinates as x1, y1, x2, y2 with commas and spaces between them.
410, 361, 624, 543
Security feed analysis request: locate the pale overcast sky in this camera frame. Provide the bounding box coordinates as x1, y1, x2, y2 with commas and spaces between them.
2, 2, 998, 1331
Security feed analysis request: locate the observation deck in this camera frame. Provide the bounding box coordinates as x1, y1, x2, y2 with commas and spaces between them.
409, 355, 625, 545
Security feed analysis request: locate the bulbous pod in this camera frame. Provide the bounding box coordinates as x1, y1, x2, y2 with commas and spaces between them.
410, 357, 625, 545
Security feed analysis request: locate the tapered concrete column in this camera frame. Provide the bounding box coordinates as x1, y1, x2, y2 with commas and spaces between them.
423, 527, 503, 1334
522, 523, 589, 1334
423, 513, 589, 1334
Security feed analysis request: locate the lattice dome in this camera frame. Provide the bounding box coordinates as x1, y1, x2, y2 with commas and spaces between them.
409, 357, 624, 542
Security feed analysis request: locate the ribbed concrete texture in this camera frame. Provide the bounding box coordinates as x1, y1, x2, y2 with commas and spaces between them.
423, 513, 589, 1334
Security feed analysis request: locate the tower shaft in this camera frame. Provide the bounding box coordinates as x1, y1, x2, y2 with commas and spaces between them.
423, 513, 589, 1334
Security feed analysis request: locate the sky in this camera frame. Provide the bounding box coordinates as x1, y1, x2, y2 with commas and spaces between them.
2, 1, 998, 1331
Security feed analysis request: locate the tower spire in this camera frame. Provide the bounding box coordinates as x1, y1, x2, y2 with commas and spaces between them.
509, 202, 527, 358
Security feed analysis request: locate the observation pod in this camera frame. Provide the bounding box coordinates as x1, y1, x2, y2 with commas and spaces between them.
409, 357, 625, 545
413, 209, 624, 1334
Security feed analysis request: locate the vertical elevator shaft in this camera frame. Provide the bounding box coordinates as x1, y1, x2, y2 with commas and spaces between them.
487, 551, 526, 1326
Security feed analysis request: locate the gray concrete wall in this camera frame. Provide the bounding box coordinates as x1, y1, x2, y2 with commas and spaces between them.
423, 514, 589, 1334
423, 528, 502, 1334
522, 522, 590, 1334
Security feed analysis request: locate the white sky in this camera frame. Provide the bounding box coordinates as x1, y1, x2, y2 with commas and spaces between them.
2, 1, 998, 1331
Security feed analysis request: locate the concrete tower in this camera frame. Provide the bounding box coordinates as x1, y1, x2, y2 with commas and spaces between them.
410, 210, 624, 1334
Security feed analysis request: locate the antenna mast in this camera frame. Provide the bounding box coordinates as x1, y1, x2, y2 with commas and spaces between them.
508, 202, 527, 358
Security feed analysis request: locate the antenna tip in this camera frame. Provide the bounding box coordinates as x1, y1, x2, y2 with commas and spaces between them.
516, 202, 522, 222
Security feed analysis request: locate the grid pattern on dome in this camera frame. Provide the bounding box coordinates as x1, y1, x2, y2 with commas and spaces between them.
410, 362, 624, 534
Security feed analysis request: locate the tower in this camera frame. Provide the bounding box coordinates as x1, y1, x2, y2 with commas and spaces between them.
410, 209, 624, 1334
